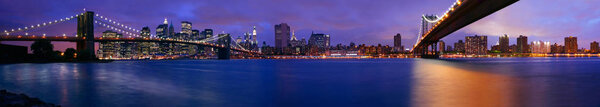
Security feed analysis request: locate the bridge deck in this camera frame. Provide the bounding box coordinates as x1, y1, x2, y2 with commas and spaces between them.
0, 36, 259, 54
413, 0, 519, 52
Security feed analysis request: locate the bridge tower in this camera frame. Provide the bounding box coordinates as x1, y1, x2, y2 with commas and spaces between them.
77, 11, 95, 59
217, 34, 231, 59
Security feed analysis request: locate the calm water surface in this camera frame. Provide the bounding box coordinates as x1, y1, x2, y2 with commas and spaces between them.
1, 58, 600, 107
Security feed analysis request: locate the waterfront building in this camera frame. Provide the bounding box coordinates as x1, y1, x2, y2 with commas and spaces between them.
289, 30, 306, 47
591, 41, 599, 53
394, 33, 402, 50
530, 41, 550, 54
274, 23, 291, 49
199, 29, 214, 55
565, 36, 578, 53
509, 44, 518, 53
551, 43, 564, 53
99, 30, 120, 59
517, 35, 529, 53
454, 40, 465, 53
446, 46, 453, 52
139, 27, 156, 56
465, 35, 487, 55
491, 45, 500, 52
438, 40, 445, 53
499, 34, 509, 53
156, 18, 172, 55
308, 32, 330, 48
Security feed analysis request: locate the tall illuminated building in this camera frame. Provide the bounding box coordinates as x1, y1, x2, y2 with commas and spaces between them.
181, 21, 192, 36
99, 30, 120, 59
499, 34, 509, 53
530, 41, 550, 54
564, 36, 578, 53
139, 27, 155, 56
156, 18, 169, 39
274, 23, 291, 49
156, 18, 173, 55
289, 30, 305, 47
252, 26, 258, 44
465, 35, 487, 55
517, 35, 529, 53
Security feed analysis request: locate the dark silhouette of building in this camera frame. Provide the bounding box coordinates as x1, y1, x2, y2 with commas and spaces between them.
550, 43, 564, 53
565, 36, 578, 53
274, 23, 291, 49
591, 41, 599, 53
308, 32, 330, 48
394, 33, 402, 48
0, 44, 27, 62
438, 40, 445, 53
454, 40, 465, 53
499, 34, 509, 53
517, 35, 529, 53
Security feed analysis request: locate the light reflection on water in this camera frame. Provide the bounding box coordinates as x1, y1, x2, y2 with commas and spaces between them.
0, 58, 600, 107
412, 59, 518, 107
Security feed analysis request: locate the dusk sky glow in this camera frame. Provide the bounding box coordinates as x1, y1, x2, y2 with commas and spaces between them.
1, 0, 600, 51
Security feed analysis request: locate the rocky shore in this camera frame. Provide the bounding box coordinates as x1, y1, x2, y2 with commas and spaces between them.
0, 90, 59, 107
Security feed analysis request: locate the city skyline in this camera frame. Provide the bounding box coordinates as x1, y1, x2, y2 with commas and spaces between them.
1, 0, 599, 51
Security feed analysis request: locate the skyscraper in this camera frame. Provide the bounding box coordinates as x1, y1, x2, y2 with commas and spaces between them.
274, 23, 291, 49
168, 21, 175, 38
565, 36, 578, 53
191, 30, 200, 40
141, 27, 151, 38
454, 40, 465, 53
394, 33, 402, 48
289, 30, 302, 47
139, 27, 154, 56
156, 18, 169, 39
517, 35, 529, 53
201, 29, 213, 40
308, 32, 330, 48
591, 41, 599, 53
499, 34, 509, 53
156, 18, 173, 55
252, 26, 258, 44
438, 40, 445, 53
465, 35, 487, 55
181, 21, 192, 36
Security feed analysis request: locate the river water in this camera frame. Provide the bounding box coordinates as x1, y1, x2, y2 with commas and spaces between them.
1, 58, 600, 107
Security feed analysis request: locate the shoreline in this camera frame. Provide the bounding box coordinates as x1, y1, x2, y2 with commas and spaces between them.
0, 89, 59, 107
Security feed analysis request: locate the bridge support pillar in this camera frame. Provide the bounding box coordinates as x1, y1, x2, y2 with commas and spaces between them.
217, 34, 231, 60
76, 11, 95, 60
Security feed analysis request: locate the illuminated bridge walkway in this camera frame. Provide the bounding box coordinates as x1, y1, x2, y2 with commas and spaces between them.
0, 11, 260, 59
412, 0, 519, 58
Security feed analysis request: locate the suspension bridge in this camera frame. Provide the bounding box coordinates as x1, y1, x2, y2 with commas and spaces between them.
412, 0, 519, 58
0, 11, 261, 59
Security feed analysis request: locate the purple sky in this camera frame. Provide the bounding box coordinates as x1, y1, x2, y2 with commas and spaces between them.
1, 0, 600, 52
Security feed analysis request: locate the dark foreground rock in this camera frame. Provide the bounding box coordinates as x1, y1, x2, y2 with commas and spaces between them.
0, 90, 60, 107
